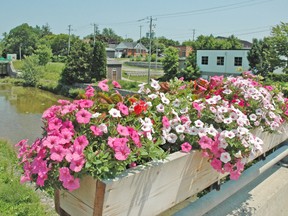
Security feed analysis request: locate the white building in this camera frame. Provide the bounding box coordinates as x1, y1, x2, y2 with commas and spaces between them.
196, 49, 250, 79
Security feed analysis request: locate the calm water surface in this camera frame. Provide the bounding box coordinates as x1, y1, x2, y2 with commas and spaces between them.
0, 84, 66, 145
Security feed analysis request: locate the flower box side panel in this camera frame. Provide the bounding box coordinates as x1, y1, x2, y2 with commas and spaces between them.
57, 176, 99, 216
100, 151, 222, 216
252, 123, 288, 158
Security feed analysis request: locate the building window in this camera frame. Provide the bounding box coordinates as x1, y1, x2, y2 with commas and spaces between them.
217, 56, 224, 65
234, 57, 242, 66
201, 56, 208, 65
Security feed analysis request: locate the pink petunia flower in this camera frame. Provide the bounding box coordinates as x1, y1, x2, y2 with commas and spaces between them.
85, 85, 95, 98
181, 142, 192, 152
79, 99, 94, 108
198, 136, 213, 150
162, 116, 170, 128
59, 167, 72, 182
90, 125, 103, 136
114, 145, 131, 161
50, 145, 67, 162
63, 176, 80, 191
74, 135, 89, 150
117, 102, 129, 116
76, 109, 92, 124
117, 124, 130, 136
98, 80, 109, 92
112, 80, 122, 88
70, 158, 85, 172
210, 158, 223, 173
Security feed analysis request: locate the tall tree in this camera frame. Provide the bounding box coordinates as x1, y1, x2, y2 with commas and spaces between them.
247, 37, 278, 76
270, 22, 288, 73
3, 23, 39, 58
178, 51, 201, 80
91, 41, 107, 81
61, 39, 93, 84
161, 46, 179, 81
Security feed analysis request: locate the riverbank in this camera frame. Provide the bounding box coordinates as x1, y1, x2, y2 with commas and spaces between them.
0, 139, 57, 215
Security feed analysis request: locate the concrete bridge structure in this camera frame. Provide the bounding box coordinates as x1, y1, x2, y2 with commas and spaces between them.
0, 58, 18, 77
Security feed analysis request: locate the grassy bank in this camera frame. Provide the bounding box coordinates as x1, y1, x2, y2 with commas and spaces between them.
0, 140, 56, 216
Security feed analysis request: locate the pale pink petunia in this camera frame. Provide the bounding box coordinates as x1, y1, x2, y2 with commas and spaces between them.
181, 142, 192, 152
98, 80, 109, 92
220, 152, 231, 163
112, 80, 122, 88
76, 109, 92, 124
117, 124, 130, 136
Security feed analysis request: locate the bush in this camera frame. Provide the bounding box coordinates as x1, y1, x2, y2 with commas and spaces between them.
20, 55, 43, 87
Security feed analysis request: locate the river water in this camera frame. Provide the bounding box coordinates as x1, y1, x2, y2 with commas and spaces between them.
0, 84, 65, 145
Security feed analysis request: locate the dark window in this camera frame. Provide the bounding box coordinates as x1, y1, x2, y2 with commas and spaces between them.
217, 56, 224, 65
234, 57, 242, 66
202, 56, 208, 65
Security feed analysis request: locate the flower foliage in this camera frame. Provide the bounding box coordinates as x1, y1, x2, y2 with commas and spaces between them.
16, 74, 288, 191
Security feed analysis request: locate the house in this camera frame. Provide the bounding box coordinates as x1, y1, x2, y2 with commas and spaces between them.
174, 46, 193, 57
115, 42, 148, 58
196, 49, 250, 79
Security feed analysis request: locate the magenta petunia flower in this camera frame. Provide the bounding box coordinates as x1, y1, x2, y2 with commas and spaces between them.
181, 142, 192, 152
112, 80, 122, 88
70, 158, 85, 172
76, 109, 92, 124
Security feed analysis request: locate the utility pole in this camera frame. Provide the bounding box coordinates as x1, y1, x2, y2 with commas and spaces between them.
139, 25, 143, 56
147, 16, 156, 84
67, 24, 73, 55
19, 43, 22, 60
192, 29, 196, 41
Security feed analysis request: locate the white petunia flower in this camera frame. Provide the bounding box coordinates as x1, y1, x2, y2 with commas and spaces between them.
175, 125, 185, 133
109, 108, 121, 118
156, 103, 165, 112
220, 152, 231, 163
194, 120, 204, 128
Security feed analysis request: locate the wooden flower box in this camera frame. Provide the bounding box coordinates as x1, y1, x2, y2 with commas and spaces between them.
55, 124, 288, 216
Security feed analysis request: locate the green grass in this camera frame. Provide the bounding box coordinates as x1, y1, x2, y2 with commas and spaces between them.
0, 140, 56, 216
122, 71, 162, 83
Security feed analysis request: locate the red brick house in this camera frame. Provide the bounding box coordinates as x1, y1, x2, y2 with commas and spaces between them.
115, 42, 148, 58
174, 46, 193, 57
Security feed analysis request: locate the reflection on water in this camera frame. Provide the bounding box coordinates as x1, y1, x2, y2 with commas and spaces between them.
0, 84, 66, 145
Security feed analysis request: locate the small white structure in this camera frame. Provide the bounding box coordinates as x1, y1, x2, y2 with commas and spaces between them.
7, 54, 17, 61
197, 49, 250, 78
